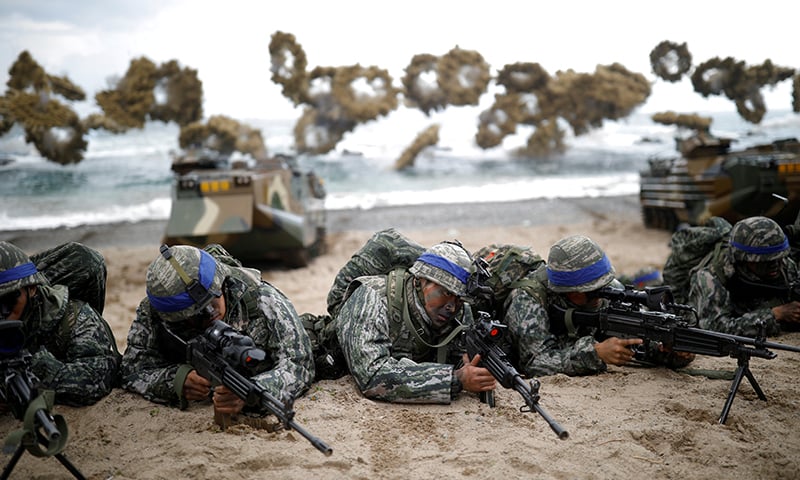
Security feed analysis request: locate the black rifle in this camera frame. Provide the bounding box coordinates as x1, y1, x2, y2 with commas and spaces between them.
550, 285, 800, 424
462, 312, 569, 440
162, 320, 332, 455
0, 321, 85, 480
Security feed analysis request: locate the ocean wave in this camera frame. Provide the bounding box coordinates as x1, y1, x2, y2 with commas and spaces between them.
0, 198, 171, 231
324, 174, 639, 210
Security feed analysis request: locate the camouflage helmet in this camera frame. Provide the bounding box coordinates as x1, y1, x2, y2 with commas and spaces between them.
146, 245, 229, 323
730, 216, 789, 263
546, 235, 616, 293
409, 241, 473, 297
0, 241, 49, 296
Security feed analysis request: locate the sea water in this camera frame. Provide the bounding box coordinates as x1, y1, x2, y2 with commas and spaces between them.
0, 108, 798, 231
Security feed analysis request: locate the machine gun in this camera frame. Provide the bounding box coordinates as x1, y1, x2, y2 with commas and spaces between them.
0, 321, 85, 480
161, 319, 332, 456
550, 285, 800, 424
462, 312, 569, 440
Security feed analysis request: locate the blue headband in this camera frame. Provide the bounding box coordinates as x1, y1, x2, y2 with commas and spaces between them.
0, 262, 38, 285
730, 238, 789, 256
147, 250, 218, 313
633, 269, 661, 285
547, 254, 612, 287
417, 253, 470, 285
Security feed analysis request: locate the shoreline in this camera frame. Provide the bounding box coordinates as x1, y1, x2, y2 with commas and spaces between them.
0, 194, 645, 252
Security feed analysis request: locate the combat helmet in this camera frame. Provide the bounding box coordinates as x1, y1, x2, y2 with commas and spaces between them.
729, 216, 789, 263
0, 241, 48, 297
409, 241, 473, 297
146, 245, 229, 323
546, 235, 615, 293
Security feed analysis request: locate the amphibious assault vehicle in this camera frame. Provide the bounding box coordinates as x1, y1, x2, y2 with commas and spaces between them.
163, 149, 326, 267
640, 133, 800, 231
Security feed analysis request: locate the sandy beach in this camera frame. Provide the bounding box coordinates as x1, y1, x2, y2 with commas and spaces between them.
2, 195, 799, 480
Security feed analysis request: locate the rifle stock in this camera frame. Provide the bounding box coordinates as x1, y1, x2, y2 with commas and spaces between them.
463, 313, 569, 440
166, 320, 333, 456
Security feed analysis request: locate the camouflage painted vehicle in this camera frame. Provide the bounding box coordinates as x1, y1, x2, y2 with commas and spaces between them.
163, 148, 326, 267
640, 133, 800, 231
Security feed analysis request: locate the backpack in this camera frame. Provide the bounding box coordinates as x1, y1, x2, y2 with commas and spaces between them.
326, 228, 426, 318
303, 228, 426, 380
305, 233, 546, 379
662, 216, 732, 304
471, 244, 546, 318
30, 242, 122, 381
31, 242, 108, 315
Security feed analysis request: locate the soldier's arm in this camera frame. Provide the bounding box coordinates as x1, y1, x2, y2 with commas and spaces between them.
250, 282, 315, 402
504, 289, 606, 377
336, 285, 454, 404
690, 269, 781, 337
31, 301, 119, 406
120, 301, 186, 407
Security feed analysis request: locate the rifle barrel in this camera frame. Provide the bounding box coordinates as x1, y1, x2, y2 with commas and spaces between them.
512, 377, 569, 440
288, 419, 333, 456
34, 408, 61, 442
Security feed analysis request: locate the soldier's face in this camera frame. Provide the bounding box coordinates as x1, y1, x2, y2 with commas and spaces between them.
744, 260, 782, 281
564, 290, 603, 309
185, 295, 227, 330
420, 279, 463, 329
0, 287, 33, 321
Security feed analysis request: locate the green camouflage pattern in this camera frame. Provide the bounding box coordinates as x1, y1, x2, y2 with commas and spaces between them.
729, 216, 789, 262
163, 151, 326, 268
471, 244, 545, 315
546, 235, 615, 293
503, 265, 607, 376
326, 228, 425, 318
121, 255, 314, 408
662, 216, 732, 304
0, 241, 118, 406
22, 284, 119, 405
22, 285, 119, 406
504, 264, 694, 377
0, 242, 119, 406
144, 245, 229, 323
640, 135, 800, 231
334, 272, 467, 404
30, 242, 108, 314
689, 246, 799, 337
408, 241, 473, 297
0, 241, 48, 296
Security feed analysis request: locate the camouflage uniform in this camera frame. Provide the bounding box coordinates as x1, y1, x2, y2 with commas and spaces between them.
502, 235, 692, 377
689, 216, 798, 337
0, 241, 118, 406
121, 245, 314, 409
334, 241, 473, 404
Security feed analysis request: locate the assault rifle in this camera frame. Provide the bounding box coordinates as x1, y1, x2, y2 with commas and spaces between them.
161, 320, 332, 456
0, 321, 85, 480
462, 312, 569, 440
550, 285, 800, 424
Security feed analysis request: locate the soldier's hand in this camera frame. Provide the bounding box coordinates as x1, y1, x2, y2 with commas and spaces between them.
212, 385, 245, 415
772, 301, 800, 323
455, 353, 496, 393
656, 343, 696, 365
183, 370, 212, 401
594, 337, 643, 366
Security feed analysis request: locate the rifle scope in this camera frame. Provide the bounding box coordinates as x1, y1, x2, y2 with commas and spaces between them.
0, 320, 25, 357
598, 285, 675, 311
204, 320, 266, 370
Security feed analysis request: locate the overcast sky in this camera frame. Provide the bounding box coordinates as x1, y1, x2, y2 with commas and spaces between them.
0, 1, 796, 120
